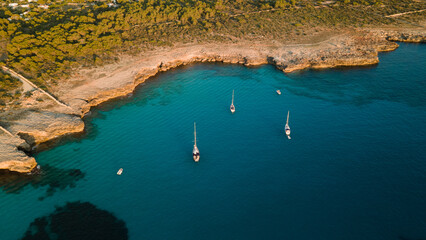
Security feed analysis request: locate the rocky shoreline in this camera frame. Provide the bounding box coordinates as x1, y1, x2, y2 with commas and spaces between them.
0, 28, 424, 173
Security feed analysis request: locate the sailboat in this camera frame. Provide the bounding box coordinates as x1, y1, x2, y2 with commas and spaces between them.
193, 122, 200, 162
230, 90, 235, 113
285, 111, 291, 139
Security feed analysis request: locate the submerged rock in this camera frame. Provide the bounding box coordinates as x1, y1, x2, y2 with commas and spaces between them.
21, 201, 128, 240
0, 164, 85, 200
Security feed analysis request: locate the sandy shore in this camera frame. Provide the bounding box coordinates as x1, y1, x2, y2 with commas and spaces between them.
0, 27, 424, 173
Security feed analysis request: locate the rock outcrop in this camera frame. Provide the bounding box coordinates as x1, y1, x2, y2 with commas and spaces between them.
0, 132, 37, 173
386, 32, 426, 43
368, 28, 426, 43
0, 110, 83, 173
5, 110, 84, 145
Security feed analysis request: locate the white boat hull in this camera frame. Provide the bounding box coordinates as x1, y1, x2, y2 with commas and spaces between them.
285, 125, 291, 139
193, 145, 200, 162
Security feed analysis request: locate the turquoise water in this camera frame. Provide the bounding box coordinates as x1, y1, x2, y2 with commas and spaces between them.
1, 43, 426, 240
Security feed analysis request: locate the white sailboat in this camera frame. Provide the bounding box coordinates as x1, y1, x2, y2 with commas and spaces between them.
193, 122, 200, 162
230, 90, 235, 113
285, 111, 291, 139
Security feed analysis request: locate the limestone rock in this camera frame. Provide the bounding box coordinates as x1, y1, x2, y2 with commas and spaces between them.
4, 110, 85, 145
0, 132, 37, 173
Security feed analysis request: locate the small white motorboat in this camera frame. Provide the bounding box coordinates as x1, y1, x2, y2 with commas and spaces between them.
276, 90, 281, 95
117, 168, 123, 175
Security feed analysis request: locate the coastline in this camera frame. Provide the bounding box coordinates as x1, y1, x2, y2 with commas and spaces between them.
0, 28, 424, 173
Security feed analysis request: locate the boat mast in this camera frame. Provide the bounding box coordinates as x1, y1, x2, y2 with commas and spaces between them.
194, 122, 197, 146
286, 111, 290, 125
232, 90, 234, 105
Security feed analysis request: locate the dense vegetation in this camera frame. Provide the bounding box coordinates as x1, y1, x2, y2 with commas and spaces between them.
0, 0, 424, 93
0, 70, 21, 105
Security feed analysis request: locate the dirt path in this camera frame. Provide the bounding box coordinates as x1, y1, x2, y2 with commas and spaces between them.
2, 66, 71, 109
0, 126, 14, 137
386, 9, 426, 18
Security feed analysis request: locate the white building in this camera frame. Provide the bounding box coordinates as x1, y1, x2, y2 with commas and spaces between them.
8, 3, 19, 9
107, 3, 119, 8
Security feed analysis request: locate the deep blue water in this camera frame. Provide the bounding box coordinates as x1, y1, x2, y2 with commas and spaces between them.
1, 43, 426, 240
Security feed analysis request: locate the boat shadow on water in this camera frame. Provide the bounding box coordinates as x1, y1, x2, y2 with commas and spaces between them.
0, 165, 85, 201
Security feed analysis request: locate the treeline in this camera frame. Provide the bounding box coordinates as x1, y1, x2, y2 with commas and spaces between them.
0, 70, 21, 105
0, 0, 423, 91
336, 0, 383, 5
1, 0, 292, 87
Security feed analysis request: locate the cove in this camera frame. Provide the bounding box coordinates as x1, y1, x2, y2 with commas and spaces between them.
1, 43, 426, 240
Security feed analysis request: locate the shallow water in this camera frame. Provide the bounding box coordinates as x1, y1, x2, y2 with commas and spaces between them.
1, 43, 425, 240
